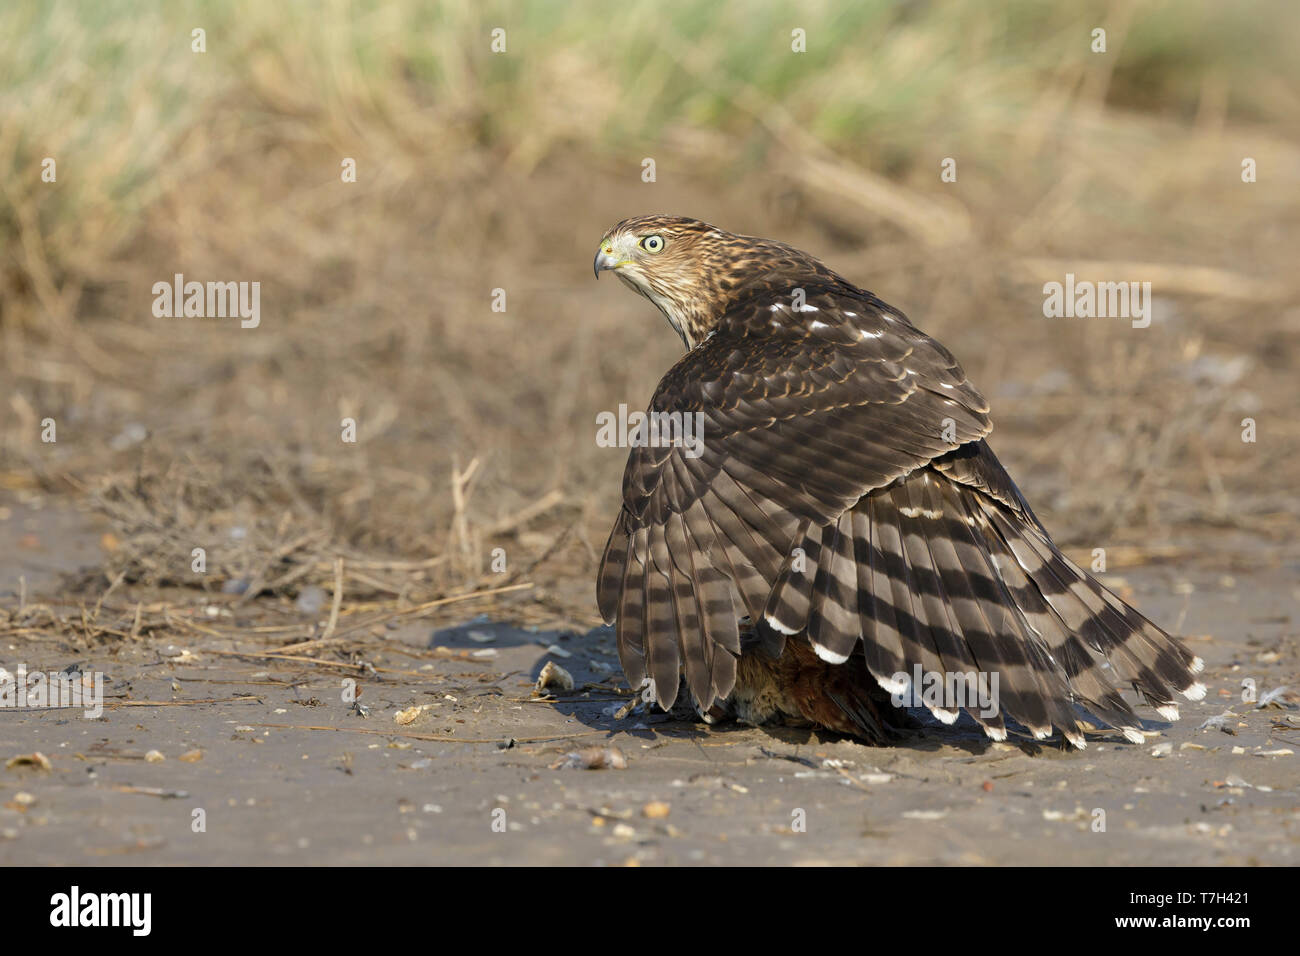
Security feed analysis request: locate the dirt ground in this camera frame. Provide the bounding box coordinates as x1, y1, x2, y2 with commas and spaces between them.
3, 2, 1298, 867
1, 494, 1295, 866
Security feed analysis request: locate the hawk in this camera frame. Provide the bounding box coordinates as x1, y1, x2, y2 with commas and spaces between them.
593, 216, 1205, 747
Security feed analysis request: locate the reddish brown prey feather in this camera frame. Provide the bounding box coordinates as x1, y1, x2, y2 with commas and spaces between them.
594, 216, 1206, 747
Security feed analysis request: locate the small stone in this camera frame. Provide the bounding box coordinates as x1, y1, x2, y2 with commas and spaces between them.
394, 704, 432, 726
108, 423, 147, 450
295, 587, 327, 615
535, 660, 575, 695
5, 752, 52, 771
550, 746, 627, 770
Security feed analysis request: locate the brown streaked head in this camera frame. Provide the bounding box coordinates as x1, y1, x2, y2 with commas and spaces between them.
594, 215, 839, 350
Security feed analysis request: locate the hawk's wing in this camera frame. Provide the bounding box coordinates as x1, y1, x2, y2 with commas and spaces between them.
597, 278, 992, 710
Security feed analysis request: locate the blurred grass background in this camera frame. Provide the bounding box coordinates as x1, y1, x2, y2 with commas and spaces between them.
1, 0, 1297, 624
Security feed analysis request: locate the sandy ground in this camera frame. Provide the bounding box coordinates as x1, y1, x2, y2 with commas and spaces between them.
0, 495, 1296, 866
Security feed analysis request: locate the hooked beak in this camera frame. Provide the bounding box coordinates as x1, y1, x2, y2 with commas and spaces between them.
593, 245, 620, 278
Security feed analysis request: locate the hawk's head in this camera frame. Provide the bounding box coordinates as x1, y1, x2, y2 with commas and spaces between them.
594, 215, 838, 349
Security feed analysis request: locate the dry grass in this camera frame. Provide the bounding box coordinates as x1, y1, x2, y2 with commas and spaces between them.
2, 0, 1298, 644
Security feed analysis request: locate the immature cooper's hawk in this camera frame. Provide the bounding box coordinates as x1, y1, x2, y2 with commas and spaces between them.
594, 216, 1205, 747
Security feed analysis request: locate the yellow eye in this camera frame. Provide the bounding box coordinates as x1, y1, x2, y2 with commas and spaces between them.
640, 234, 665, 254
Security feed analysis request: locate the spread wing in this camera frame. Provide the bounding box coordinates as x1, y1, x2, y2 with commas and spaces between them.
596, 278, 991, 710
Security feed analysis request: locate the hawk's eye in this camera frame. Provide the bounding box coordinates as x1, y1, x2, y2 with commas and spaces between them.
640, 235, 665, 254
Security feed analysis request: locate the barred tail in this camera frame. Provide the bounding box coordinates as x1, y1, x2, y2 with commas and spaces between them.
761, 467, 1205, 747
